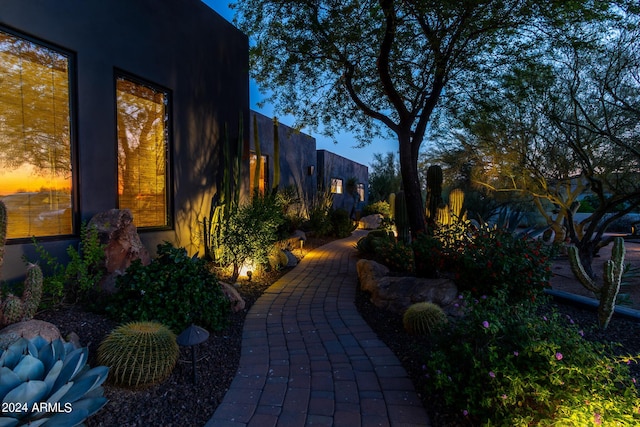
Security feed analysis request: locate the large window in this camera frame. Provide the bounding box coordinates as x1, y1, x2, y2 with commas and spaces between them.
0, 29, 74, 239
249, 152, 268, 196
116, 75, 170, 228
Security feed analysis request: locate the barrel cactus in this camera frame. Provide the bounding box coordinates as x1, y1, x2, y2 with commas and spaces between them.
97, 321, 179, 388
0, 336, 108, 426
0, 200, 44, 327
403, 302, 448, 335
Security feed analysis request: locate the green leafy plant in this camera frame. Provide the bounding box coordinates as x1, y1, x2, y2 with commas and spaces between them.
106, 242, 230, 333
423, 291, 640, 425
361, 201, 391, 218
218, 192, 286, 282
29, 222, 105, 306
447, 225, 555, 302
330, 208, 355, 238
412, 231, 444, 279
402, 302, 447, 335
97, 321, 179, 388
0, 335, 108, 426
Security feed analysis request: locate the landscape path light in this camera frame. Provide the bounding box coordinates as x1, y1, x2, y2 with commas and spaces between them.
177, 324, 209, 385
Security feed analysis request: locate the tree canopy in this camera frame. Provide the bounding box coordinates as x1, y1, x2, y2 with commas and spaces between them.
231, 0, 639, 238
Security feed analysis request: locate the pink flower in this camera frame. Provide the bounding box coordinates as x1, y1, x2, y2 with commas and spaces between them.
555, 352, 563, 361
463, 410, 469, 416
489, 371, 496, 378
482, 321, 490, 328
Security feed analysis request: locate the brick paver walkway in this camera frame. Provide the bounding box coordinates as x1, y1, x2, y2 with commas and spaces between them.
205, 230, 430, 427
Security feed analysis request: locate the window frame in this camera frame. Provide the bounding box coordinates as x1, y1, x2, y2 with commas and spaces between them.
0, 25, 79, 243
114, 70, 173, 230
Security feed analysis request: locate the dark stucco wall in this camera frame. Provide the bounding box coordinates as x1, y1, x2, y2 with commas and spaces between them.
248, 112, 317, 210
317, 150, 368, 214
1, 0, 248, 281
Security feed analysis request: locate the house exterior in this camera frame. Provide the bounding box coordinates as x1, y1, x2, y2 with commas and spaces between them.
0, 0, 248, 281
247, 112, 317, 213
317, 150, 368, 216
0, 1, 369, 284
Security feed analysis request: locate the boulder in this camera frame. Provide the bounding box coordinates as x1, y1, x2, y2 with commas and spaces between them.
0, 319, 61, 349
219, 282, 246, 313
358, 214, 383, 230
279, 230, 307, 251
356, 259, 457, 314
283, 250, 298, 267
89, 209, 151, 293
356, 259, 389, 294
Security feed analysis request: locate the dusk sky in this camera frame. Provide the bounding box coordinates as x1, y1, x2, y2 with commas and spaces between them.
202, 0, 396, 169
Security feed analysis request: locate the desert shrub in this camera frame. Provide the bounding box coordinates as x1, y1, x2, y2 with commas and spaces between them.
306, 206, 333, 237
219, 192, 286, 281
355, 231, 414, 273
107, 242, 230, 333
330, 208, 355, 238
29, 222, 105, 306
423, 291, 640, 425
412, 232, 445, 279
362, 201, 391, 218
449, 225, 555, 302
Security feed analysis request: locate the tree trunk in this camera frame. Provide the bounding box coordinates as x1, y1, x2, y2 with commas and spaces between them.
397, 131, 426, 240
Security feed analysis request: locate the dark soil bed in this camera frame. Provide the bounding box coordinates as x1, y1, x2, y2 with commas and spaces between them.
30, 237, 640, 426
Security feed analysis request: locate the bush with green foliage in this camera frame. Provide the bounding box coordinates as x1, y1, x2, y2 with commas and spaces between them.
448, 225, 555, 302
106, 242, 230, 333
423, 291, 640, 425
361, 201, 391, 218
412, 232, 444, 279
0, 335, 108, 426
355, 231, 414, 273
29, 222, 105, 306
218, 192, 286, 282
98, 321, 179, 388
330, 208, 355, 238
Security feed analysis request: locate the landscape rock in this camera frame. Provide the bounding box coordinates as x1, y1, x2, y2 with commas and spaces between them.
280, 230, 307, 251
219, 282, 246, 313
358, 214, 383, 230
283, 250, 298, 267
0, 319, 61, 349
89, 209, 151, 293
356, 258, 457, 314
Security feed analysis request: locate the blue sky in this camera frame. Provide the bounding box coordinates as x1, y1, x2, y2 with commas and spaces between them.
202, 1, 396, 168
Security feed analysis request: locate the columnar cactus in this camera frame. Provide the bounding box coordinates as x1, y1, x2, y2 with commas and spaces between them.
0, 201, 44, 327
568, 237, 625, 329
425, 165, 443, 224
272, 116, 280, 192
448, 188, 466, 222
388, 193, 396, 221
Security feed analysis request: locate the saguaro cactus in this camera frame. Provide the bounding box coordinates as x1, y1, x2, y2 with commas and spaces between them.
568, 237, 626, 329
448, 188, 466, 221
0, 200, 44, 326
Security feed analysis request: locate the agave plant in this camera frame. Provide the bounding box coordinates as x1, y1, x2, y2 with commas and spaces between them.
0, 335, 108, 426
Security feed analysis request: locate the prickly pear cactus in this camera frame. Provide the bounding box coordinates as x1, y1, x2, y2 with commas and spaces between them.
568, 237, 625, 329
0, 201, 44, 327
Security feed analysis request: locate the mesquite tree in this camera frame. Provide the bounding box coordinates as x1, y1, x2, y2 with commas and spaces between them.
231, 0, 634, 239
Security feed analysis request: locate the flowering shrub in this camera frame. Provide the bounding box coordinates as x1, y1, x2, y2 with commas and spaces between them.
449, 226, 555, 302
412, 232, 444, 278
423, 291, 640, 425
